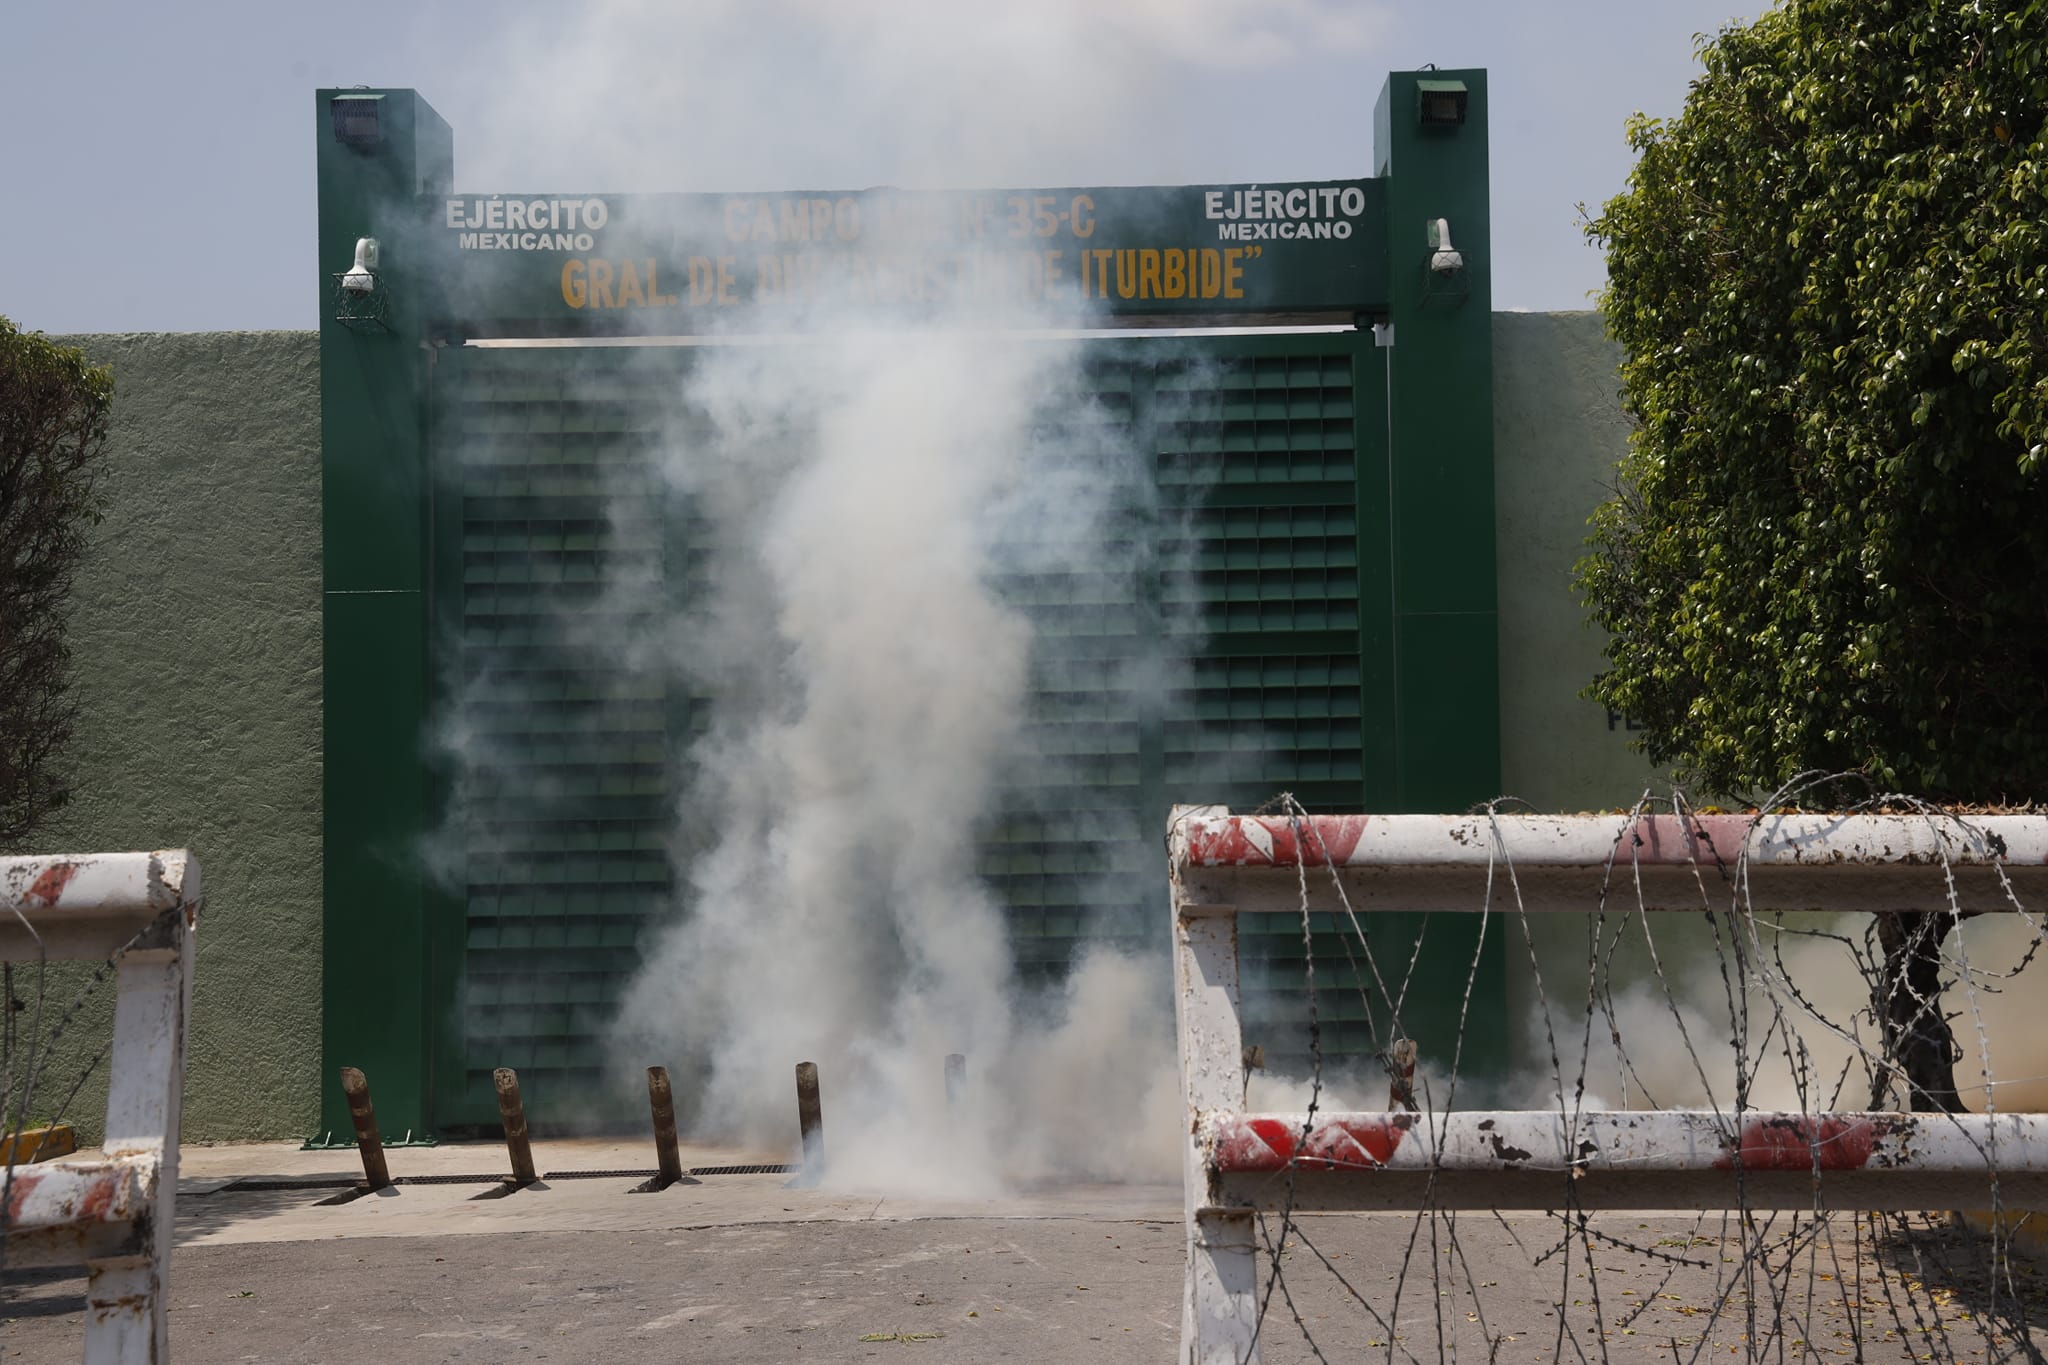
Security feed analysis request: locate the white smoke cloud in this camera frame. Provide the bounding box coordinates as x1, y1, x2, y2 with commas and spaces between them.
610, 328, 1053, 1173
415, 0, 1403, 1193
592, 307, 1211, 1191
1502, 907, 2048, 1117
436, 0, 1391, 192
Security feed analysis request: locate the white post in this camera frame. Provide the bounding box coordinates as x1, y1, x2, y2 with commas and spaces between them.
83, 941, 190, 1363
82, 1260, 162, 1364
1174, 803, 1260, 1364
0, 850, 198, 1365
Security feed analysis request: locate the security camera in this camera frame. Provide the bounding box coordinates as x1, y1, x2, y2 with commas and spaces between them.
1428, 219, 1464, 276
342, 237, 379, 295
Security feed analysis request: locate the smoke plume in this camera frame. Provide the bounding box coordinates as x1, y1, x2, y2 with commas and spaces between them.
604, 325, 1186, 1192
418, 0, 1388, 1192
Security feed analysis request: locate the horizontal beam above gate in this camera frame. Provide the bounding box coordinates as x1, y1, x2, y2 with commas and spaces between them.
417, 181, 1391, 338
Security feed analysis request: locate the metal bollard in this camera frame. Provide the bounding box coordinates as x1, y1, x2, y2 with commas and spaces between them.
945, 1053, 966, 1106
1385, 1038, 1419, 1112
795, 1061, 824, 1183
647, 1065, 685, 1188
339, 1067, 390, 1191
494, 1067, 538, 1186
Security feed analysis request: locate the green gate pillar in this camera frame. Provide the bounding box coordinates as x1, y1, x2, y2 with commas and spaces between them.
1371, 70, 1506, 1062
315, 89, 449, 1139
1375, 70, 1500, 812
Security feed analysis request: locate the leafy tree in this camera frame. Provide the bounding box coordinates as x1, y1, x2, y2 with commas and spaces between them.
1580, 0, 2047, 1110
1582, 0, 2047, 800
0, 319, 111, 845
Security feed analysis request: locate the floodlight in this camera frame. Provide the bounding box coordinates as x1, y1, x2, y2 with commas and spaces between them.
341, 238, 379, 295
1427, 220, 1464, 276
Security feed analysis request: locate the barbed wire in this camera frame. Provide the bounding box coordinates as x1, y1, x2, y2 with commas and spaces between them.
1233, 785, 2048, 1363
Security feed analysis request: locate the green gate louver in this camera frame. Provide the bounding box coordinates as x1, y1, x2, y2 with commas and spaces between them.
423, 332, 1478, 1126
428, 347, 690, 1126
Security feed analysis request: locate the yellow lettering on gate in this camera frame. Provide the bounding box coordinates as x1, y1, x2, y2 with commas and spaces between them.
716, 257, 738, 305
689, 257, 716, 305
588, 259, 616, 309
781, 200, 810, 242
647, 260, 678, 306
1114, 249, 1137, 300
1138, 249, 1162, 299
1018, 250, 1043, 299
1161, 249, 1186, 299
617, 259, 646, 307
561, 259, 587, 309
1070, 194, 1095, 238
1222, 248, 1244, 300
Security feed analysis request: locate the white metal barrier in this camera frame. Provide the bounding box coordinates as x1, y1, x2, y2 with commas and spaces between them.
1, 851, 200, 1364
1168, 807, 2048, 1364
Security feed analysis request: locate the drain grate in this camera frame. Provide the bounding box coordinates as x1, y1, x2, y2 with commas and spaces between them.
228, 1164, 797, 1203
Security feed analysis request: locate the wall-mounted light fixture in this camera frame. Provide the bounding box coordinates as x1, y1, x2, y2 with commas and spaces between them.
341, 237, 379, 295
1417, 79, 1468, 128
331, 237, 389, 331
1427, 220, 1464, 276
1420, 219, 1469, 306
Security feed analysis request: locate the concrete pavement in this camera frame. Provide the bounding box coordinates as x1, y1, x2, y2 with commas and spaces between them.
3, 1139, 2045, 1362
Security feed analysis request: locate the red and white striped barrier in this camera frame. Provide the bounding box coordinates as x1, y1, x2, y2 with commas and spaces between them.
1171, 808, 2048, 915
1167, 806, 2047, 1364
1204, 1109, 2048, 1211
1, 850, 200, 1365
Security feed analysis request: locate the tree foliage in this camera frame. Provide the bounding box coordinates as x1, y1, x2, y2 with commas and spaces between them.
0, 318, 110, 844
1580, 0, 2048, 799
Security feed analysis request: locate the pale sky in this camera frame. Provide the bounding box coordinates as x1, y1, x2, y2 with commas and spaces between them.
0, 0, 1770, 333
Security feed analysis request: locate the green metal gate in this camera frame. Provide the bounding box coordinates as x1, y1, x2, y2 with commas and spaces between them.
317, 72, 1502, 1137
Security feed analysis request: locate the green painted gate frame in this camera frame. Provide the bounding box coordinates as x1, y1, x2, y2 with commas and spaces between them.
316, 71, 1499, 1138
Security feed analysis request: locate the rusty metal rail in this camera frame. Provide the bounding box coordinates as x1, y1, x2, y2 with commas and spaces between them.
0, 850, 201, 1365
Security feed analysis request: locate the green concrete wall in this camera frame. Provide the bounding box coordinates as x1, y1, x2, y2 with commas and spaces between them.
1490, 313, 1668, 1070
33, 332, 323, 1142
7, 318, 1642, 1139
1493, 312, 1663, 811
